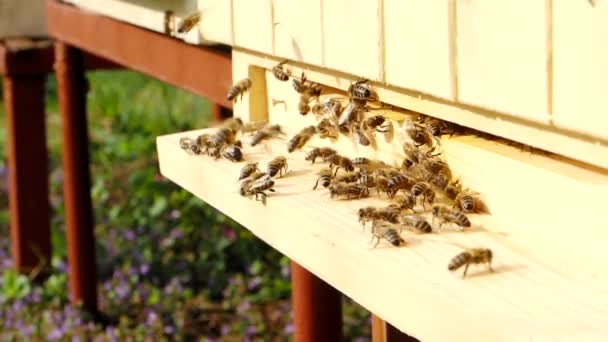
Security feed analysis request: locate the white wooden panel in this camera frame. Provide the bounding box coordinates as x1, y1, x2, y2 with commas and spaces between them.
322, 0, 382, 80
233, 0, 274, 54
384, 0, 452, 99
457, 0, 549, 122
0, 0, 46, 38
553, 1, 608, 140
198, 0, 233, 45
273, 0, 323, 66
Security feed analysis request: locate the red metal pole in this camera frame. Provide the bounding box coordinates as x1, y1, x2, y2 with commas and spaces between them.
53, 42, 98, 313
2, 74, 51, 281
372, 314, 419, 342
290, 261, 343, 342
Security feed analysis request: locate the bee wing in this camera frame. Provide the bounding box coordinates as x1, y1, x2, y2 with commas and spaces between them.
177, 12, 202, 33
383, 121, 395, 143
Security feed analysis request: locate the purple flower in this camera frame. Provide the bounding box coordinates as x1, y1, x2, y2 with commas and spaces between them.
169, 210, 181, 220
146, 311, 159, 324
247, 276, 262, 290
245, 325, 257, 338
114, 284, 130, 300
220, 324, 231, 336
237, 300, 251, 314
105, 327, 118, 342
164, 325, 174, 335
281, 264, 290, 278
284, 323, 294, 335
72, 336, 81, 342
123, 229, 136, 241
139, 263, 150, 275
48, 328, 64, 341
222, 227, 237, 241
169, 228, 183, 240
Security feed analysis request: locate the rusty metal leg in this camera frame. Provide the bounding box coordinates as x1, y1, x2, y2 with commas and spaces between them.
3, 74, 51, 281
372, 314, 419, 342
290, 261, 343, 342
210, 103, 233, 122
53, 42, 97, 313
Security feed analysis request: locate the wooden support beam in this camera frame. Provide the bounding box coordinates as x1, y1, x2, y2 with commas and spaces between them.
372, 315, 419, 342
53, 42, 97, 313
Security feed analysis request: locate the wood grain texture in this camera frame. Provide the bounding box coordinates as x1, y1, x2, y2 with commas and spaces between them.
273, 0, 323, 66
158, 124, 608, 341
553, 1, 608, 140
198, 0, 233, 45
456, 0, 550, 122
384, 0, 452, 99
233, 0, 274, 54
0, 0, 46, 38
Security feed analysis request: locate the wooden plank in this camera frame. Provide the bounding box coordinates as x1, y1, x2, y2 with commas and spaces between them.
232, 0, 274, 54
553, 1, 608, 140
273, 0, 323, 66
198, 0, 233, 45
384, 0, 453, 99
322, 0, 382, 80
232, 48, 608, 170
157, 125, 608, 342
456, 0, 550, 122
0, 0, 47, 38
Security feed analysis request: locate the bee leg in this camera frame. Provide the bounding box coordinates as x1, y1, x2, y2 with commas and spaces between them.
487, 261, 494, 272
373, 235, 382, 248
462, 263, 470, 278
333, 167, 340, 178
313, 177, 321, 190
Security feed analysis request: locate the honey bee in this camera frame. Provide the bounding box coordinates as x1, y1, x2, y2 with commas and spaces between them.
250, 124, 285, 147
352, 126, 373, 147
386, 174, 415, 198
333, 171, 361, 184
305, 147, 337, 164
391, 194, 416, 211
454, 193, 490, 214
209, 127, 236, 147
324, 154, 355, 177
287, 126, 316, 153
297, 94, 314, 115
338, 101, 364, 134
448, 248, 493, 278
271, 60, 290, 81
179, 137, 195, 152
362, 115, 394, 143
239, 162, 261, 181
410, 182, 436, 207
401, 142, 428, 170
240, 120, 269, 135
422, 159, 452, 181
357, 173, 389, 196
313, 168, 333, 190
312, 98, 342, 121
239, 178, 255, 196
348, 79, 377, 101
227, 78, 252, 102
422, 117, 451, 138
404, 119, 434, 148
401, 215, 433, 233
220, 117, 243, 133
177, 11, 201, 34
444, 179, 462, 200
431, 205, 471, 230
328, 182, 369, 200
220, 144, 243, 162
351, 158, 388, 172
358, 206, 400, 229
370, 224, 405, 248
292, 72, 322, 97
246, 178, 276, 205
316, 119, 339, 140
267, 156, 288, 177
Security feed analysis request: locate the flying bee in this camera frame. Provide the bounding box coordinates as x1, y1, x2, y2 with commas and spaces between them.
386, 174, 415, 198
227, 78, 252, 102
239, 162, 261, 181
246, 178, 276, 205
352, 126, 373, 147
404, 119, 434, 148
297, 93, 314, 115
362, 115, 394, 143
305, 147, 337, 164
454, 193, 491, 214
287, 126, 316, 153
348, 79, 377, 101
250, 124, 285, 147
316, 119, 340, 140
370, 224, 405, 248
324, 154, 355, 177
240, 120, 269, 134
338, 101, 364, 135
432, 205, 471, 230
220, 144, 243, 162
448, 248, 494, 278
351, 158, 388, 173
271, 60, 290, 81
391, 194, 416, 211
267, 156, 288, 178
401, 215, 433, 234
410, 182, 436, 208
177, 11, 201, 33
313, 168, 333, 190
328, 182, 369, 200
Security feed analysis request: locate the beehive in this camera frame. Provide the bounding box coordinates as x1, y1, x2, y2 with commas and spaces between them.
66, 1, 608, 340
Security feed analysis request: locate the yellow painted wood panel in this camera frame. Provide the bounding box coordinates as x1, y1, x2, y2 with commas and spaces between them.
322, 0, 382, 80
384, 0, 453, 99
273, 0, 323, 66
0, 0, 46, 38
233, 0, 274, 54
457, 0, 549, 122
198, 0, 233, 45
553, 1, 608, 140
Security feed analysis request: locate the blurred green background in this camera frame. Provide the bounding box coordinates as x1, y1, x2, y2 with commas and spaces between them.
0, 71, 369, 341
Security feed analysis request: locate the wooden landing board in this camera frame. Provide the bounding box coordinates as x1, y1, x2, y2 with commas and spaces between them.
157, 128, 608, 342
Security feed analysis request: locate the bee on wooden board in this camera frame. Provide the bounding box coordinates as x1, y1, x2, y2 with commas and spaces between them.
220, 144, 243, 162
361, 115, 394, 143
221, 117, 244, 133
240, 120, 268, 135
370, 224, 405, 248
445, 179, 463, 201
358, 206, 400, 230
239, 162, 261, 181
179, 136, 195, 152
348, 79, 377, 102
338, 100, 364, 135
391, 194, 416, 211
250, 124, 285, 147
271, 60, 290, 81
400, 215, 433, 234
448, 248, 494, 278
432, 205, 471, 230
404, 119, 434, 148
267, 156, 288, 178
410, 181, 436, 208
245, 178, 276, 205
208, 127, 237, 148
305, 147, 337, 164
315, 119, 340, 140
227, 78, 252, 103
177, 11, 202, 34
328, 182, 369, 200
357, 173, 389, 197
287, 126, 316, 153
351, 157, 388, 173
454, 192, 491, 214
418, 117, 452, 138
386, 174, 415, 198
313, 168, 333, 190
324, 154, 355, 177
312, 98, 342, 121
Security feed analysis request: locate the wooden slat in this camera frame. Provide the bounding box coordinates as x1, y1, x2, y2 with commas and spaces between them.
232, 0, 274, 54
157, 124, 608, 341
273, 0, 323, 66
